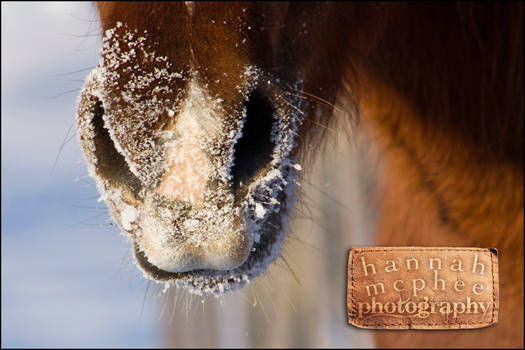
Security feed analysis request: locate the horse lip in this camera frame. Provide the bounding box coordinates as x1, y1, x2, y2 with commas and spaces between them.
132, 225, 252, 277
134, 243, 181, 281
132, 202, 285, 292
129, 170, 288, 285
131, 200, 253, 274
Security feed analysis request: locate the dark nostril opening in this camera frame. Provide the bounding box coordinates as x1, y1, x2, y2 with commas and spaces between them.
231, 90, 275, 196
90, 98, 141, 195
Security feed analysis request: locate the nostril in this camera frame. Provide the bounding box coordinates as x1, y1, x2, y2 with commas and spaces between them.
89, 98, 141, 195
231, 90, 275, 195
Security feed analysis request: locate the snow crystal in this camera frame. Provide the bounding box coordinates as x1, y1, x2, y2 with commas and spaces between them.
120, 204, 138, 231
254, 203, 266, 219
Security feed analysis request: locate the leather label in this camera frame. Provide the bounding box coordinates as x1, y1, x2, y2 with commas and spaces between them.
347, 247, 499, 329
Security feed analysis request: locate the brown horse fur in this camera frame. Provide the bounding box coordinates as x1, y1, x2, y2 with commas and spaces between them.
92, 2, 523, 347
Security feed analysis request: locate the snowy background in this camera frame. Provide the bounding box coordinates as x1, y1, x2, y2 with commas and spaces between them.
2, 2, 162, 347
2, 2, 375, 348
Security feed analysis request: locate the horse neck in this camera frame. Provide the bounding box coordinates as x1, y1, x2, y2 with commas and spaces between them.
325, 3, 523, 253
358, 77, 522, 241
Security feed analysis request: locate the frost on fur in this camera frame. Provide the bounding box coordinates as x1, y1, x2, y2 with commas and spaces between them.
76, 22, 306, 296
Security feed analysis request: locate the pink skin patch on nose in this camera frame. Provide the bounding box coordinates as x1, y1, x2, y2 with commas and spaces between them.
154, 128, 211, 206
153, 80, 224, 207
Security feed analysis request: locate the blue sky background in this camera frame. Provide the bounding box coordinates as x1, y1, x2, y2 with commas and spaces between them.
2, 2, 163, 347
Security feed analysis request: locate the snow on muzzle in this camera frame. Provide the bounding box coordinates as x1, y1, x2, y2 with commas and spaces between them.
75, 21, 304, 294
76, 68, 304, 285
